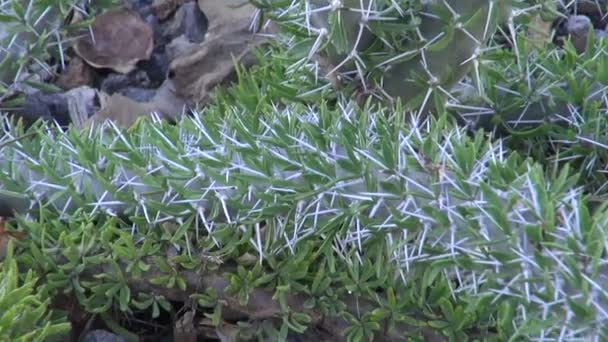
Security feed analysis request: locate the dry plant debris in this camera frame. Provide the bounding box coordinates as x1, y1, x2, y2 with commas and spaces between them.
0, 217, 25, 261
74, 8, 154, 74
168, 0, 273, 105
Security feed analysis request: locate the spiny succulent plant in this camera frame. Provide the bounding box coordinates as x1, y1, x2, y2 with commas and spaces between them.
1, 92, 608, 339
252, 0, 560, 122
3, 0, 608, 339
444, 17, 608, 195
252, 1, 608, 195
0, 0, 116, 88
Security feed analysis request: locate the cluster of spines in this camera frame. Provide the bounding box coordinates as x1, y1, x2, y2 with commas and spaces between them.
257, 0, 608, 135
257, 0, 608, 203
3, 0, 608, 338
1, 97, 607, 338
256, 1, 514, 115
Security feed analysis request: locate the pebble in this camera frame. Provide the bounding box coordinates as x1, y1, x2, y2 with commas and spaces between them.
18, 92, 71, 126
566, 14, 593, 53
82, 329, 126, 342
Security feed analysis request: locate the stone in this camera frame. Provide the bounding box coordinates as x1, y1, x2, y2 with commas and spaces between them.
566, 14, 593, 53
82, 329, 126, 342
18, 92, 70, 126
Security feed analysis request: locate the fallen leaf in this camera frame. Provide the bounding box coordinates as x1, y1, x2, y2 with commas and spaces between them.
65, 86, 101, 128
168, 23, 268, 105
83, 92, 157, 128
82, 79, 186, 128
174, 310, 197, 342
74, 8, 154, 74
169, 1, 275, 105
152, 0, 192, 21
197, 0, 254, 32
0, 217, 26, 261
57, 56, 96, 90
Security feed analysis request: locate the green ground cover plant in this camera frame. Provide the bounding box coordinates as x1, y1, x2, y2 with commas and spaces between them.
2, 0, 608, 340
0, 240, 70, 341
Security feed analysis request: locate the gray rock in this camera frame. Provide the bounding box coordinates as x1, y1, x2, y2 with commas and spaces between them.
567, 14, 593, 53
138, 49, 170, 86
100, 71, 151, 95
120, 87, 157, 102
82, 329, 126, 342
18, 92, 70, 126
576, 0, 608, 26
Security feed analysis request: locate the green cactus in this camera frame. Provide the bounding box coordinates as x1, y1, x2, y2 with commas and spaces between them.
3, 0, 608, 340
253, 0, 581, 131
255, 1, 514, 114
253, 0, 608, 191
1, 92, 608, 338
380, 1, 512, 110
0, 0, 115, 87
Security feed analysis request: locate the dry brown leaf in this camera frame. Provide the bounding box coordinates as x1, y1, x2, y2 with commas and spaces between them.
0, 217, 26, 261
57, 56, 96, 90
168, 23, 268, 105
82, 79, 186, 129
65, 86, 100, 128
197, 0, 254, 31
152, 0, 192, 21
83, 92, 154, 128
74, 8, 154, 74
173, 310, 197, 342
169, 1, 274, 105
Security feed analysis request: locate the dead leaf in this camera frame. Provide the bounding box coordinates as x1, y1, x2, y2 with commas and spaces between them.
174, 310, 197, 342
168, 24, 267, 105
152, 0, 192, 21
0, 217, 26, 261
82, 79, 186, 129
57, 56, 96, 90
74, 8, 154, 74
83, 92, 157, 128
169, 1, 274, 105
197, 0, 254, 31
65, 86, 100, 128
